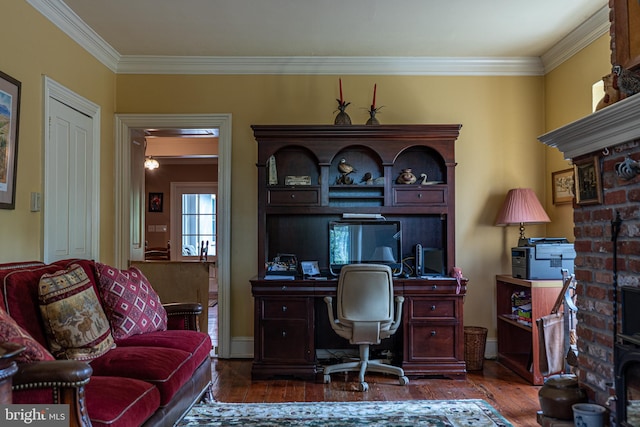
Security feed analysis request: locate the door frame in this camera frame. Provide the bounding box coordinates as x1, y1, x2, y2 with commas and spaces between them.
114, 113, 232, 358
43, 76, 101, 263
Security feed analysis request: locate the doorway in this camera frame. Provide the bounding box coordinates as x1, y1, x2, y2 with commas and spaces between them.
114, 114, 231, 358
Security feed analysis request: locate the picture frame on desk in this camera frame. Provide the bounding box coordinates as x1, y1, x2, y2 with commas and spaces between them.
574, 156, 602, 205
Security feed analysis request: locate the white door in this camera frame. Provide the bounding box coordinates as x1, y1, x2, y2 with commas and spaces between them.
44, 98, 97, 262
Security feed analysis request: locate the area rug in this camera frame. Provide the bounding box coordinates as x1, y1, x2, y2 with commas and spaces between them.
177, 399, 513, 426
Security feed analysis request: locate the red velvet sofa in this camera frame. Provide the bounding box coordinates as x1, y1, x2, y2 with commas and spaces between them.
0, 259, 212, 427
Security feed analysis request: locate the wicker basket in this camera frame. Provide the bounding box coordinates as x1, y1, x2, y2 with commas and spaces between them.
464, 326, 488, 371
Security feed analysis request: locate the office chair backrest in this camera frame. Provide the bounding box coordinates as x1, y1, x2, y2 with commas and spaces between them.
337, 264, 394, 325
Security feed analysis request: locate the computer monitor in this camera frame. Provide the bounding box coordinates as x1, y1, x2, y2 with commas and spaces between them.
329, 220, 402, 276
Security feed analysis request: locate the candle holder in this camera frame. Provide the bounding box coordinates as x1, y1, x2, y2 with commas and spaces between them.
334, 100, 352, 125
366, 106, 382, 125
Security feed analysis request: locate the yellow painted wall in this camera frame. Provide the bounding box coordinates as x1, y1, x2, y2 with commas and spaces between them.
543, 35, 612, 240
116, 74, 547, 338
0, 1, 613, 346
0, 1, 116, 263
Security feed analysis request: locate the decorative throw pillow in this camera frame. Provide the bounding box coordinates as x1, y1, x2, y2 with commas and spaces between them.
95, 263, 167, 340
0, 307, 55, 363
38, 264, 115, 360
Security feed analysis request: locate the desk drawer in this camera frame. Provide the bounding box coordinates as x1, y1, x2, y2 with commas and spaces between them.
393, 187, 447, 206
268, 188, 320, 206
262, 299, 308, 319
260, 319, 309, 361
411, 299, 456, 319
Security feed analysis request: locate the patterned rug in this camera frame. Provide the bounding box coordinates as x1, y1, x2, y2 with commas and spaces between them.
177, 399, 513, 426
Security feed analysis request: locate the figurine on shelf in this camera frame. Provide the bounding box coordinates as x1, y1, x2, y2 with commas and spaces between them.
360, 172, 373, 184
396, 168, 417, 184
334, 78, 352, 125
336, 158, 356, 185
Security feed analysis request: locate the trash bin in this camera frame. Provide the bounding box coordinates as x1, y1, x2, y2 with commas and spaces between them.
464, 326, 488, 371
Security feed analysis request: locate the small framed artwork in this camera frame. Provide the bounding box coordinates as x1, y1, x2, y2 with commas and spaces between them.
0, 70, 22, 209
551, 168, 575, 205
574, 156, 602, 205
300, 260, 321, 277
149, 192, 163, 212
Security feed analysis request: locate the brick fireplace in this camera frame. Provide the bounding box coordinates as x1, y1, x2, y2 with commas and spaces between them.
539, 94, 640, 425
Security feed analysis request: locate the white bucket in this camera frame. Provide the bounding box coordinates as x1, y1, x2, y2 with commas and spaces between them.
572, 403, 606, 427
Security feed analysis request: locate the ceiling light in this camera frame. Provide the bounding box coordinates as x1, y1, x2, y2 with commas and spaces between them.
144, 157, 159, 170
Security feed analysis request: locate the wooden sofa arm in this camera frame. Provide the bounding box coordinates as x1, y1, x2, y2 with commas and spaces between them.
13, 360, 92, 427
164, 302, 203, 331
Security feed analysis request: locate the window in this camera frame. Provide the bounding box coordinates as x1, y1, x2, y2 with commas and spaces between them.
171, 182, 217, 260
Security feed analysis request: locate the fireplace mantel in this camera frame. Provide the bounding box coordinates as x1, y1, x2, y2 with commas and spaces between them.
538, 94, 640, 159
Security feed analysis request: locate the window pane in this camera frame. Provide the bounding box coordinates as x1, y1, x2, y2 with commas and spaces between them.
181, 193, 216, 257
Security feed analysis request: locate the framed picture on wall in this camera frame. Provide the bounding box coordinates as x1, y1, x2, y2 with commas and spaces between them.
0, 70, 21, 210
574, 156, 602, 205
149, 192, 163, 212
551, 168, 574, 205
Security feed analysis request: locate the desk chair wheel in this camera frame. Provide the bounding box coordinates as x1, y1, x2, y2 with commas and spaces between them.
323, 374, 331, 384
399, 376, 409, 386
359, 382, 369, 392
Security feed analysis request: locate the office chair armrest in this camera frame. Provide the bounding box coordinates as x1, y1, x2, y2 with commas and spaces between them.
389, 295, 405, 335
323, 296, 337, 324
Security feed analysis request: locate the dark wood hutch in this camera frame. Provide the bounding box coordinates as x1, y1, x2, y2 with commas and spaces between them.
250, 124, 468, 380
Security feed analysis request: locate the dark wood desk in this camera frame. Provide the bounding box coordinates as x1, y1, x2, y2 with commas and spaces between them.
250, 276, 467, 381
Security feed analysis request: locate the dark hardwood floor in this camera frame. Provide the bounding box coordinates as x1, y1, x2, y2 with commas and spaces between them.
208, 305, 541, 426
209, 358, 542, 426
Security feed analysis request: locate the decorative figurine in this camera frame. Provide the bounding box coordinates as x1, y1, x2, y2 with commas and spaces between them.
334, 78, 352, 125
613, 65, 640, 99
360, 172, 373, 184
396, 168, 417, 184
337, 158, 356, 185
595, 73, 620, 111
420, 173, 428, 185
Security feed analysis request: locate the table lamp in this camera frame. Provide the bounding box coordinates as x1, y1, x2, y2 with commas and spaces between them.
495, 188, 550, 247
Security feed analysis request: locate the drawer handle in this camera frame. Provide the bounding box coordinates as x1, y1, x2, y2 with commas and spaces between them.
431, 285, 437, 290
290, 194, 295, 199
417, 193, 423, 199
430, 330, 436, 336
282, 305, 287, 312
282, 331, 287, 338
281, 286, 287, 290
430, 305, 436, 311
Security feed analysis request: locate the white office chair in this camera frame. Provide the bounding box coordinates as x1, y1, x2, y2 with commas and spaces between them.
323, 264, 409, 391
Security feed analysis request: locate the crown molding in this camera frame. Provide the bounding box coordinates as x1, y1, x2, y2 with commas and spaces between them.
541, 5, 610, 73
116, 55, 544, 76
29, 0, 605, 76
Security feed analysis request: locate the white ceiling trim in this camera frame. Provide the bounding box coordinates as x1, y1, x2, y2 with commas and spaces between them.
28, 0, 609, 76
116, 55, 545, 76
541, 6, 609, 73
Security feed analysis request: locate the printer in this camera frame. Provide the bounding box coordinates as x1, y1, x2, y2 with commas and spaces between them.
511, 238, 576, 280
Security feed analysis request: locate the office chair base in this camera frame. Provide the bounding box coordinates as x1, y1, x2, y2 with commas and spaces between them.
323, 358, 409, 390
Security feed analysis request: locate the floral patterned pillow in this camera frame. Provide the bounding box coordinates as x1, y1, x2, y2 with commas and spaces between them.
95, 263, 167, 340
39, 264, 115, 360
0, 307, 54, 363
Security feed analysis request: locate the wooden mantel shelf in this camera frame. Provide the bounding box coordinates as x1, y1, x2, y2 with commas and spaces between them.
538, 93, 640, 159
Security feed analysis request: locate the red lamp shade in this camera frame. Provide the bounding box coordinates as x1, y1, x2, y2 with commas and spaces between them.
496, 188, 550, 245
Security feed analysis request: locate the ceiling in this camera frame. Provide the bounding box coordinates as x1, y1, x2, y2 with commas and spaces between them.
61, 0, 607, 58
41, 0, 610, 74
